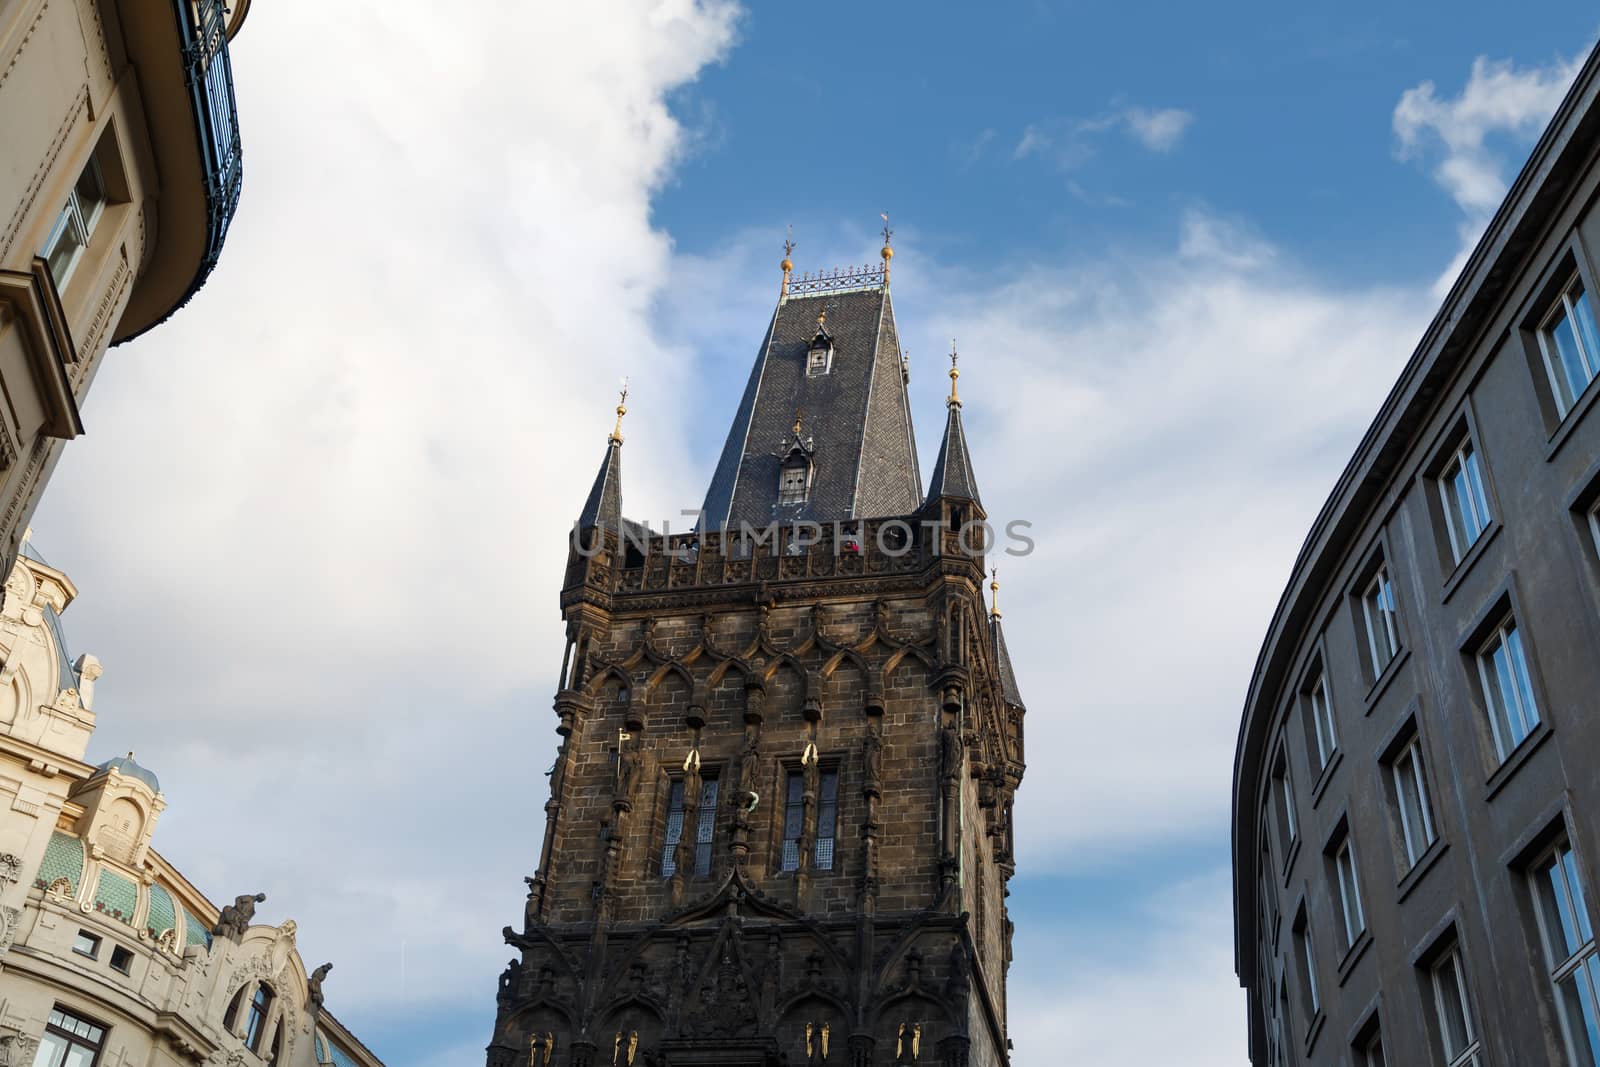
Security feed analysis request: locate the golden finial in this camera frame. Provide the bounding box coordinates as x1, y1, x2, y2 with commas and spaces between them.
989, 567, 1001, 619
880, 212, 894, 281
947, 340, 961, 408
817, 306, 827, 327
781, 226, 795, 297
608, 377, 629, 444
793, 409, 804, 436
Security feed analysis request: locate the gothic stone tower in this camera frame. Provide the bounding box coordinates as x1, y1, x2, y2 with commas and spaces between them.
487, 238, 1027, 1067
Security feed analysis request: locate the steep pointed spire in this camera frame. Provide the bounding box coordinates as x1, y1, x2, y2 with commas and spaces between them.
925, 342, 981, 506
701, 244, 920, 531
989, 569, 1024, 709
577, 383, 627, 531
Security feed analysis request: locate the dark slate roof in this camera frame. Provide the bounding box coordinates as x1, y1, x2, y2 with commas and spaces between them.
577, 439, 622, 531
991, 616, 1024, 709
925, 402, 981, 507
701, 287, 922, 530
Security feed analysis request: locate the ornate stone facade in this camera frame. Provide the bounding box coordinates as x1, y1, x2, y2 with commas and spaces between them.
487, 252, 1027, 1067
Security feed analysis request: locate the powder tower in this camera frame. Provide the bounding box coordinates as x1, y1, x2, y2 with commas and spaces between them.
486, 233, 1028, 1067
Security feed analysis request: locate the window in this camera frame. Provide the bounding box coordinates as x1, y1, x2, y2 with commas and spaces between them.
815, 769, 838, 870
1437, 437, 1492, 562
1539, 272, 1600, 418
1429, 942, 1483, 1067
661, 779, 686, 877
35, 1007, 106, 1067
245, 983, 274, 1053
781, 771, 804, 872
1271, 748, 1297, 859
223, 985, 246, 1032
40, 157, 107, 289
1307, 672, 1336, 771
778, 462, 808, 505
806, 341, 831, 376
692, 778, 717, 877
71, 931, 100, 959
1361, 564, 1401, 677
1293, 910, 1320, 1023
1530, 839, 1600, 1065
109, 945, 133, 975
1334, 836, 1365, 948
1589, 496, 1600, 559
1476, 615, 1540, 760
1359, 1029, 1387, 1067
1391, 735, 1438, 868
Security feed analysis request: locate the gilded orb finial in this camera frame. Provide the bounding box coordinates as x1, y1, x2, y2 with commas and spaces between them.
947, 339, 961, 408
793, 408, 804, 436
780, 226, 796, 297
990, 567, 1001, 619
817, 307, 827, 327
608, 377, 629, 444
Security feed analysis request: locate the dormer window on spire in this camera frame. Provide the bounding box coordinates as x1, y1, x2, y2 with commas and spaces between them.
807, 309, 833, 376
779, 457, 810, 505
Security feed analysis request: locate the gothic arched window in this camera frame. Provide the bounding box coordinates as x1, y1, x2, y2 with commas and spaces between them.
779, 458, 810, 505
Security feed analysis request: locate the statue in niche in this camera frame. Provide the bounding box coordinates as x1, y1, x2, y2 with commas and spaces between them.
736, 732, 761, 805
945, 941, 969, 1008
940, 723, 963, 780
805, 1022, 830, 1065
212, 893, 265, 942
528, 1032, 555, 1067
894, 1022, 921, 1064
615, 742, 642, 808
862, 730, 883, 790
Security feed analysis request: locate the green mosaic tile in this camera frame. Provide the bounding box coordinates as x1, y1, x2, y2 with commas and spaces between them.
183, 908, 212, 951
146, 883, 176, 937
33, 832, 83, 895
93, 868, 137, 925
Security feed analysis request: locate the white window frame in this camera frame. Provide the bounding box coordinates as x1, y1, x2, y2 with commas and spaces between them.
1308, 672, 1336, 770
1430, 944, 1483, 1067
1539, 271, 1600, 418
778, 463, 809, 505
1361, 565, 1400, 677
1529, 838, 1600, 1067
1437, 437, 1492, 562
806, 343, 832, 376
40, 157, 107, 290
1392, 735, 1438, 868
1476, 615, 1541, 761
1335, 836, 1366, 947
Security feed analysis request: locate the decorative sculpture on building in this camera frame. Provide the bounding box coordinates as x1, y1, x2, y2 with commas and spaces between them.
212, 892, 266, 942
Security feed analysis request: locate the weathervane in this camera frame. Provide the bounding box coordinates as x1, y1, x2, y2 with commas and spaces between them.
781, 225, 796, 297
947, 339, 961, 407
609, 377, 629, 444
880, 212, 894, 282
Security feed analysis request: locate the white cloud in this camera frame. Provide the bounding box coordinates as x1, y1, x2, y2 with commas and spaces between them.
1393, 51, 1587, 294
1123, 106, 1195, 152
1013, 104, 1195, 167
33, 0, 739, 1044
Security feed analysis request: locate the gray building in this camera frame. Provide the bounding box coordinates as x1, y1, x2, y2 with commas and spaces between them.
1232, 40, 1600, 1067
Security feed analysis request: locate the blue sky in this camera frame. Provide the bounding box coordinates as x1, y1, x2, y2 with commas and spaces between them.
25, 2, 1600, 1064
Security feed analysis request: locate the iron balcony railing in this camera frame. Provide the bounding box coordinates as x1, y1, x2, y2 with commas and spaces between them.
119, 0, 243, 342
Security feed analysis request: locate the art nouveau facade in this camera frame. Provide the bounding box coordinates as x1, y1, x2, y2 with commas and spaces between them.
0, 541, 380, 1067
484, 243, 1028, 1067
0, 0, 251, 578
1233, 41, 1600, 1067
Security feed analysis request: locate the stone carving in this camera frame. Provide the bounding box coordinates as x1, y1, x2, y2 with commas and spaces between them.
0, 905, 22, 954
804, 1021, 830, 1065
940, 723, 962, 780
307, 961, 332, 1015
735, 733, 761, 806
945, 940, 970, 1010
614, 743, 641, 811
690, 952, 756, 1036
212, 892, 265, 942
0, 1033, 39, 1067
528, 1031, 555, 1067
0, 853, 21, 882
862, 730, 883, 793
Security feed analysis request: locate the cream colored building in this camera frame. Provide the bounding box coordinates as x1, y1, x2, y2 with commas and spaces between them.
0, 540, 382, 1067
0, 0, 253, 578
